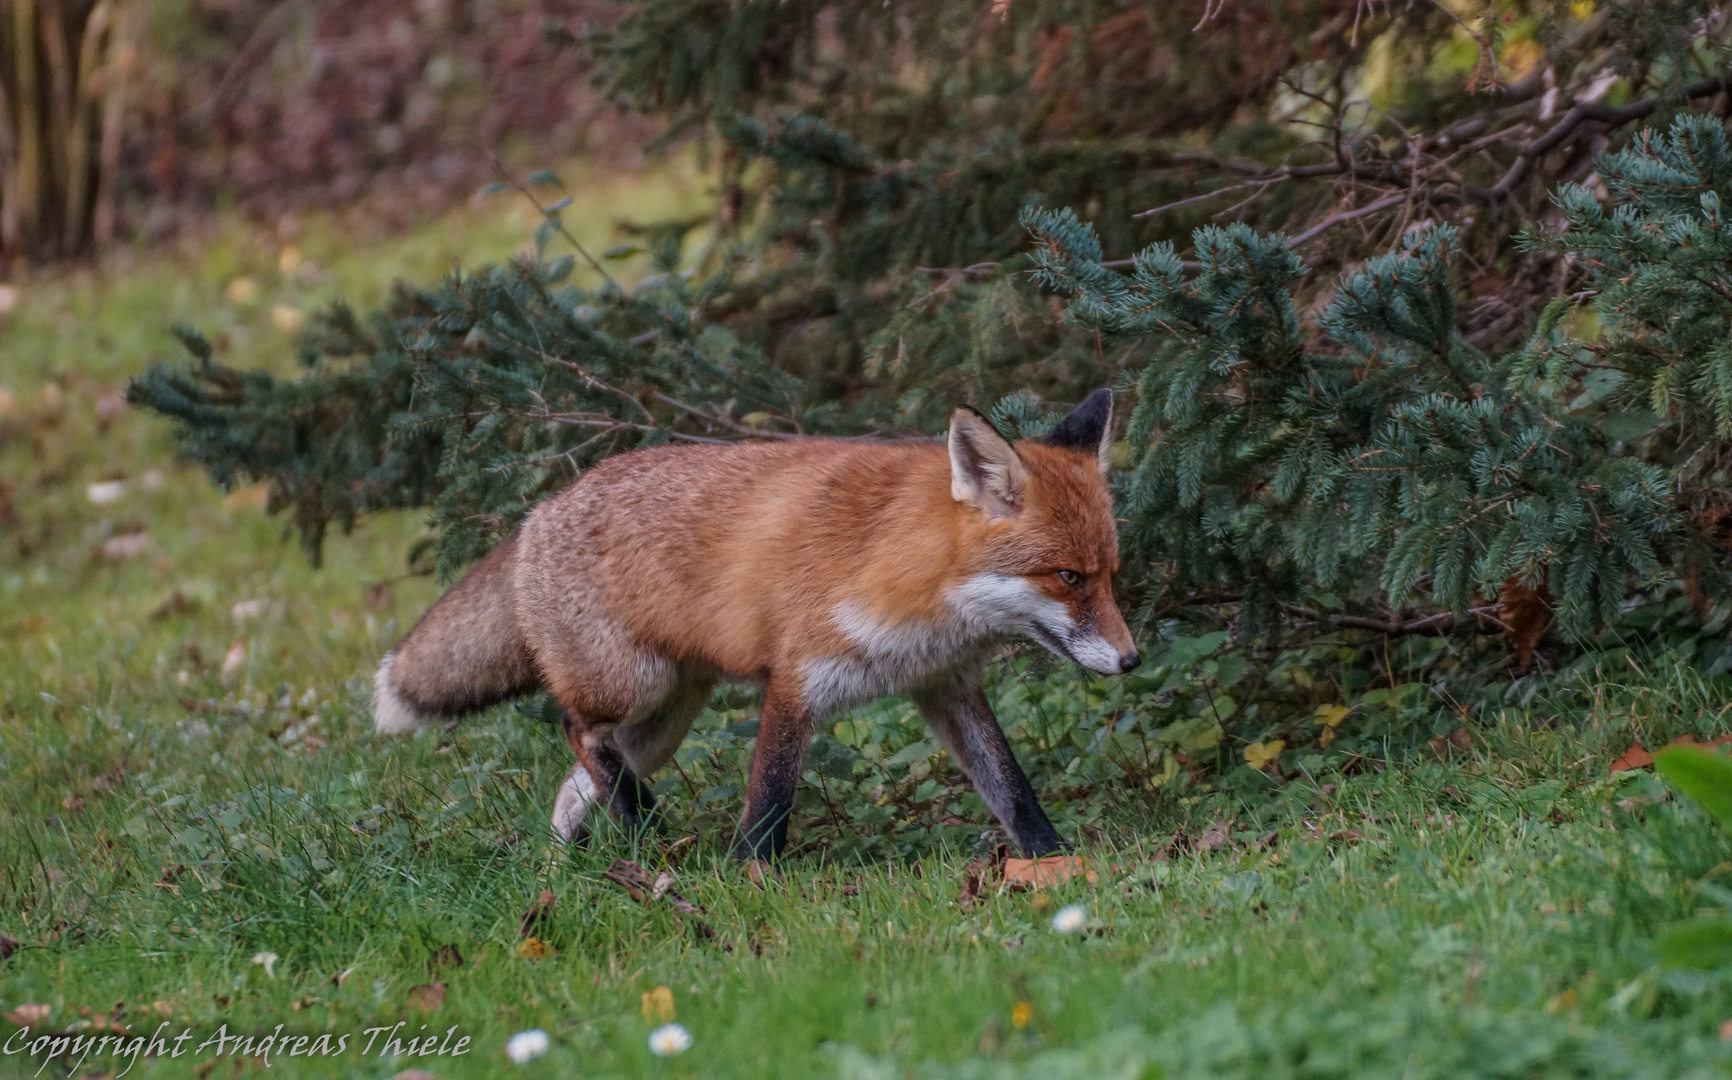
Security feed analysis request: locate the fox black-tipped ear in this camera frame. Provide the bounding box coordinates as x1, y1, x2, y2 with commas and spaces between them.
1044, 388, 1113, 473
949, 407, 1028, 520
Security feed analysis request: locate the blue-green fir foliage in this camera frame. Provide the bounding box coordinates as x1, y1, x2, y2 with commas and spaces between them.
1025, 122, 1705, 640
128, 255, 809, 580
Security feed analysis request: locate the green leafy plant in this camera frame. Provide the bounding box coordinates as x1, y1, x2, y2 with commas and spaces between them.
1651, 744, 1732, 971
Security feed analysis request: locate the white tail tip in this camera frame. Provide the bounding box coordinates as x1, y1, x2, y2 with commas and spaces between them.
372, 653, 430, 734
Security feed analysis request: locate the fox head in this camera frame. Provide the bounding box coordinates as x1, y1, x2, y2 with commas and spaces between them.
947, 389, 1140, 676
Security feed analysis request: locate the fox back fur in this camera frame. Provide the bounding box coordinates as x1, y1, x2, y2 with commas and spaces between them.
374, 389, 1139, 860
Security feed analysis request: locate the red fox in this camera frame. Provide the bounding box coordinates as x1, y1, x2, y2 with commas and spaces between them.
373, 389, 1139, 860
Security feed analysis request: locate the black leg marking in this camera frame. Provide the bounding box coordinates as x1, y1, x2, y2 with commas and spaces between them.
911, 680, 1066, 857
562, 708, 656, 837
732, 679, 814, 862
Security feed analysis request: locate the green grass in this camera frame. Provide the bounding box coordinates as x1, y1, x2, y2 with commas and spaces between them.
3, 175, 1732, 1078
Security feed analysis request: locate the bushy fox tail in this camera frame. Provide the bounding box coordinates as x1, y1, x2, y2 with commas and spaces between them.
372, 532, 541, 733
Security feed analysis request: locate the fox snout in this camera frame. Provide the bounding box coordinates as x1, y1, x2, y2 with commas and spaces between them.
1059, 592, 1140, 675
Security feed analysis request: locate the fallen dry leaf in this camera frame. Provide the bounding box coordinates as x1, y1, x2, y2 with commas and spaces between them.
1498, 578, 1553, 671
61, 795, 84, 812
428, 944, 464, 975
1610, 743, 1654, 772
1195, 821, 1231, 852
1611, 733, 1730, 774
1244, 740, 1285, 772
514, 937, 551, 960
90, 765, 125, 794
518, 890, 556, 938
405, 982, 445, 1012
1673, 733, 1732, 751
0, 933, 18, 961
1002, 855, 1098, 889
220, 640, 247, 679
1429, 729, 1472, 758
641, 985, 675, 1024
4, 1003, 50, 1027
95, 392, 127, 430
664, 835, 699, 863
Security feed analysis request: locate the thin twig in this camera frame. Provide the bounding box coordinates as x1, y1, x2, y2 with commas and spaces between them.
490, 155, 610, 280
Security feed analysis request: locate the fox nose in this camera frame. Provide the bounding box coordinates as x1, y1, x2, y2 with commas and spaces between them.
1118, 652, 1141, 673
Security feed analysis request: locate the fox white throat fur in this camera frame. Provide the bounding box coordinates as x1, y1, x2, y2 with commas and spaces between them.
372, 388, 1140, 862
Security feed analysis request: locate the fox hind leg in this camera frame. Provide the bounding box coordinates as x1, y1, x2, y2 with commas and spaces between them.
555, 708, 657, 842
551, 762, 600, 843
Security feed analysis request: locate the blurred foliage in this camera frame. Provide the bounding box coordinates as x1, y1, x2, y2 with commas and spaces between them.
0, 0, 143, 259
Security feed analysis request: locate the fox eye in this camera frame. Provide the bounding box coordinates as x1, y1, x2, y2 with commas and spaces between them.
1057, 569, 1083, 587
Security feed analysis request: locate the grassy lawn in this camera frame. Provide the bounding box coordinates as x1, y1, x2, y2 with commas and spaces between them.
3, 174, 1732, 1078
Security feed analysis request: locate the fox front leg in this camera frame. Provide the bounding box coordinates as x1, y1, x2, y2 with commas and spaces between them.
732, 678, 817, 863
911, 679, 1066, 857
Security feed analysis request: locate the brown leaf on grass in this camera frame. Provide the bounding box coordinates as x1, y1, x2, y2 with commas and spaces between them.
664, 835, 699, 863
514, 937, 552, 960
957, 870, 983, 911
1429, 729, 1472, 758
603, 859, 726, 946
1673, 733, 1732, 751
1002, 855, 1098, 889
90, 765, 125, 794
61, 795, 84, 811
1498, 578, 1553, 671
148, 592, 192, 621
641, 985, 675, 1024
0, 933, 18, 961
4, 1002, 49, 1027
428, 944, 464, 975
1611, 743, 1655, 772
95, 391, 128, 431
364, 583, 394, 610
1153, 828, 1191, 861
1195, 821, 1232, 852
518, 890, 556, 938
958, 848, 1007, 901
405, 983, 445, 1012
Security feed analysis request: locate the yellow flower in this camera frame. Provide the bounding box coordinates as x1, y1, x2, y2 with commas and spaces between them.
1010, 1001, 1033, 1030
642, 985, 675, 1024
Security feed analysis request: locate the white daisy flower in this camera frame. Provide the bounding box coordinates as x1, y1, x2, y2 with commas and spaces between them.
506, 1029, 550, 1064
1050, 904, 1087, 933
647, 1022, 693, 1057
